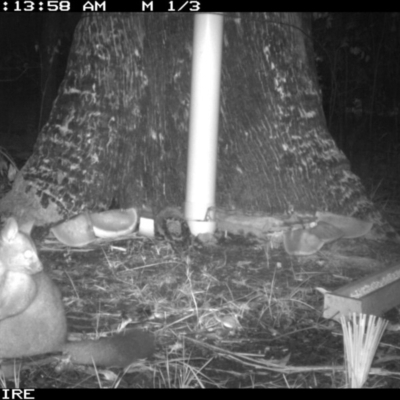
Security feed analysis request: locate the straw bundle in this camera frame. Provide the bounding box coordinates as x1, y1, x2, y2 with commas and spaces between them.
341, 313, 388, 388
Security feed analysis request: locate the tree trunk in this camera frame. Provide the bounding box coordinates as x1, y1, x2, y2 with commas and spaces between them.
39, 13, 80, 131
0, 13, 391, 240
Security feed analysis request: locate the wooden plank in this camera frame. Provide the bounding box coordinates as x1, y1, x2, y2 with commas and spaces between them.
323, 263, 400, 321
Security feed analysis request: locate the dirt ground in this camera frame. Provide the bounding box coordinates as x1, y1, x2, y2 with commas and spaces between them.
2, 226, 400, 388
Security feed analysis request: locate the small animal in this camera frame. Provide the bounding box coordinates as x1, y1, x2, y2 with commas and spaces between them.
0, 217, 154, 368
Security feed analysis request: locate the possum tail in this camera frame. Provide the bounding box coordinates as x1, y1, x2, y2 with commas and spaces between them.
62, 329, 155, 368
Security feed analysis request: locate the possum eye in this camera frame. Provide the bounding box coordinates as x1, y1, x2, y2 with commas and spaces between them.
23, 250, 35, 260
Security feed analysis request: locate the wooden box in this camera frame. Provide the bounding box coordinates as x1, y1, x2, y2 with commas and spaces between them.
323, 263, 400, 321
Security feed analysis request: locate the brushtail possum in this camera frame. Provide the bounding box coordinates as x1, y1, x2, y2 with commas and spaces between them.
0, 217, 154, 367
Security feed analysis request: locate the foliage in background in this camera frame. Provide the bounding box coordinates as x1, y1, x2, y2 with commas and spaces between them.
313, 12, 400, 156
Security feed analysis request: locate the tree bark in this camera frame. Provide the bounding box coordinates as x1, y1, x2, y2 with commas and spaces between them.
0, 13, 391, 240
39, 13, 80, 132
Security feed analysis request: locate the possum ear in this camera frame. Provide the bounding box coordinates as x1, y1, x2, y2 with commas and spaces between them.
18, 220, 35, 236
1, 218, 19, 242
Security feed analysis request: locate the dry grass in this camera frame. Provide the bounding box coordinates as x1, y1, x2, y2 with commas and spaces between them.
0, 220, 398, 388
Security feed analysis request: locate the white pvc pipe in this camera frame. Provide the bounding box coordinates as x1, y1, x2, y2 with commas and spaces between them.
185, 13, 223, 234
139, 217, 155, 238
